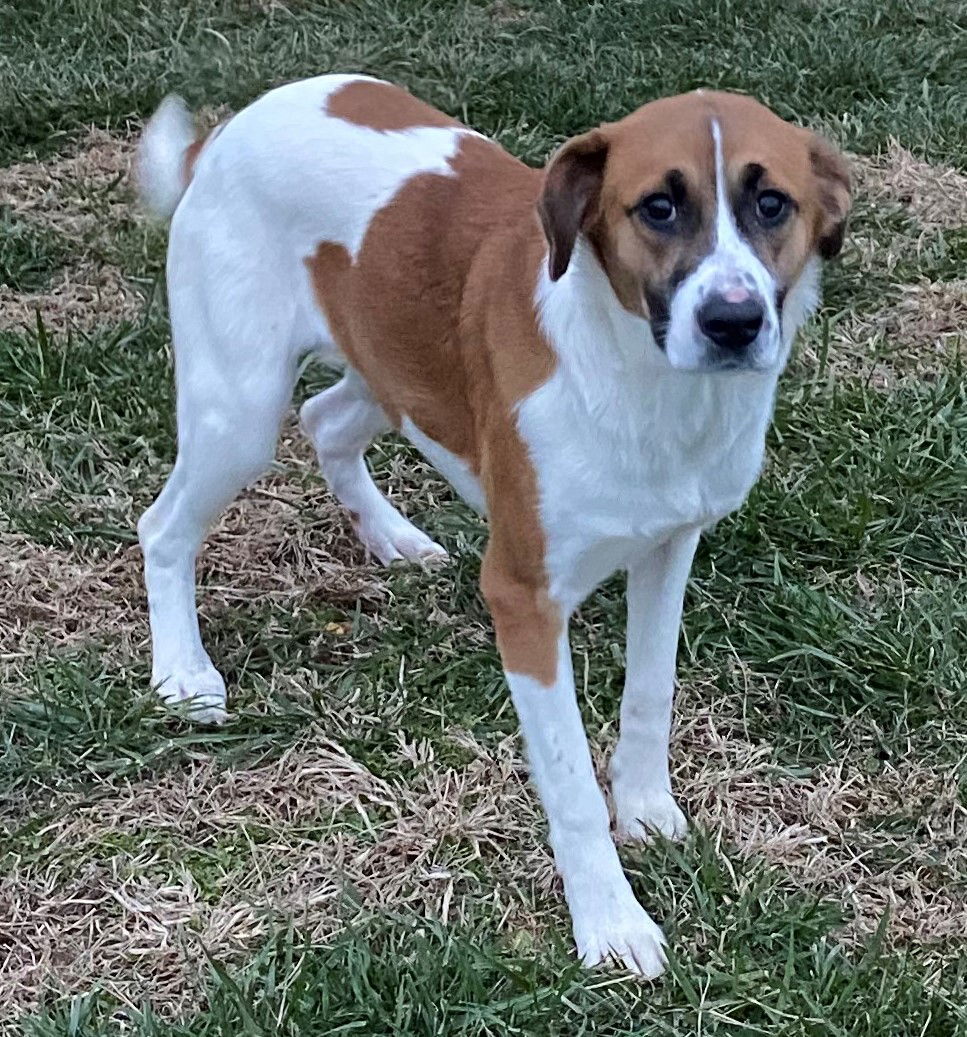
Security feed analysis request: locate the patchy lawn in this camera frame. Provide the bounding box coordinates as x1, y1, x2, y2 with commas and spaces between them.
1, 1, 965, 1034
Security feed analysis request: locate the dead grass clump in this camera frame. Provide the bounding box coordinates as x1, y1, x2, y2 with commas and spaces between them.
673, 677, 967, 947
871, 278, 967, 351
852, 140, 967, 231
0, 262, 142, 335
0, 423, 390, 684
800, 149, 966, 387
0, 130, 143, 331
0, 130, 135, 233
826, 277, 965, 389
0, 732, 542, 1021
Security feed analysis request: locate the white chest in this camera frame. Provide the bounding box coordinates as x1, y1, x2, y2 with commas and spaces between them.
521, 246, 786, 606
516, 365, 776, 605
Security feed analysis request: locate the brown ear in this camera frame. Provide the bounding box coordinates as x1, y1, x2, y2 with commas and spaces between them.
537, 129, 609, 281
809, 133, 851, 259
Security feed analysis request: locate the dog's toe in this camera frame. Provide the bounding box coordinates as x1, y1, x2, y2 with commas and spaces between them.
155, 666, 228, 724
613, 787, 688, 844
357, 515, 448, 567
573, 895, 667, 979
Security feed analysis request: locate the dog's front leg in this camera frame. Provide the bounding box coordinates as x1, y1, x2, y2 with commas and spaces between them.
611, 529, 700, 843
482, 548, 666, 977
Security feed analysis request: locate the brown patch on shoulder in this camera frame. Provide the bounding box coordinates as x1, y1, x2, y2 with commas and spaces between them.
304, 130, 560, 685
326, 79, 460, 132
304, 133, 548, 459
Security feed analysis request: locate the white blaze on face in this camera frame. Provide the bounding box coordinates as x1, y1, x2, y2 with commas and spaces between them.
664, 118, 781, 371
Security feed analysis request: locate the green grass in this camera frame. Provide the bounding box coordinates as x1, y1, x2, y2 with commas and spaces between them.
17, 873, 967, 1037
2, 0, 966, 1033
0, 209, 71, 292
2, 0, 967, 167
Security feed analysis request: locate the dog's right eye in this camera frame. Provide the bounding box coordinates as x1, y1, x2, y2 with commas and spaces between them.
636, 193, 677, 229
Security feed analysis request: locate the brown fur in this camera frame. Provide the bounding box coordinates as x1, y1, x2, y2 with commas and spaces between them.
182, 134, 208, 187
311, 88, 850, 686
326, 79, 460, 131
181, 124, 226, 187
305, 131, 560, 685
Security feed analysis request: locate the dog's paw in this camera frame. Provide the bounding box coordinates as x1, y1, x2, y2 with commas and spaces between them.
613, 786, 687, 844
154, 665, 228, 725
355, 513, 448, 567
570, 885, 667, 978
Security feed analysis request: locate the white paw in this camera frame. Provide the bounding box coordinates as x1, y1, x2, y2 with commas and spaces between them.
154, 665, 228, 724
613, 786, 688, 843
356, 514, 448, 567
570, 883, 667, 978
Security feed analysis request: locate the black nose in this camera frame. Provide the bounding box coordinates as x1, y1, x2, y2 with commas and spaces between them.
697, 294, 764, 350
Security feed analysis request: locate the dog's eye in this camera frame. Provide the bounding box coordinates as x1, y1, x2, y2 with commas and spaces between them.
637, 193, 677, 228
757, 190, 788, 225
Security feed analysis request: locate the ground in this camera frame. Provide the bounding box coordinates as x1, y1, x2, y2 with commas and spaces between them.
1, 1, 965, 1034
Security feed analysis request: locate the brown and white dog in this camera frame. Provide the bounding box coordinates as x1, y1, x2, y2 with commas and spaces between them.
137, 75, 850, 977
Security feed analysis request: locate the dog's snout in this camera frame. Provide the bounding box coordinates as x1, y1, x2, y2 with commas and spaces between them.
697, 294, 764, 350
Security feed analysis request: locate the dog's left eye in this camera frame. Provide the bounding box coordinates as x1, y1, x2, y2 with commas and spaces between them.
757, 190, 789, 225
636, 193, 677, 228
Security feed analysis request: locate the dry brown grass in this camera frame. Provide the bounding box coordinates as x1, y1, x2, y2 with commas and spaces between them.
15, 617, 932, 990
830, 277, 966, 389
810, 147, 966, 387
672, 680, 967, 948
0, 130, 145, 330
1, 729, 543, 1020
5, 639, 963, 1021
852, 139, 967, 231
0, 424, 387, 683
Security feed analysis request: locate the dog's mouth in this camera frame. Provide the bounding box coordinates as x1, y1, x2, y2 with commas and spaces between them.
644, 286, 671, 352
650, 318, 670, 351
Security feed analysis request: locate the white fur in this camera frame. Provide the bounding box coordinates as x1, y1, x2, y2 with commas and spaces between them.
611, 530, 698, 842
138, 75, 470, 722
507, 637, 666, 977
137, 78, 822, 972
138, 94, 197, 219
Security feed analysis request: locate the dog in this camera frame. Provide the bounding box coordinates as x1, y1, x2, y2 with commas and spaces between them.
137, 74, 850, 977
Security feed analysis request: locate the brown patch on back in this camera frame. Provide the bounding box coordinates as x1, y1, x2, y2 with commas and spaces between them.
326, 79, 460, 132
305, 130, 561, 685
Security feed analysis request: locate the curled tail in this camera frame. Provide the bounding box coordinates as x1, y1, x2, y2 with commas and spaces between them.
137, 95, 203, 220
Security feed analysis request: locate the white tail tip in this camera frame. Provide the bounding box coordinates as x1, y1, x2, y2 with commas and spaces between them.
138, 95, 196, 220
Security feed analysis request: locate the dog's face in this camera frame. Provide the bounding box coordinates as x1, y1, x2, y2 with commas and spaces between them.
538, 91, 851, 372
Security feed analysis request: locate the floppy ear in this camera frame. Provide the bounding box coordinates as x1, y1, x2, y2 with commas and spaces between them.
809, 133, 851, 259
537, 129, 609, 281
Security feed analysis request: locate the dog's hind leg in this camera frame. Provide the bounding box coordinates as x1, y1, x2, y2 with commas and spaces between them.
299, 370, 447, 565
138, 247, 299, 722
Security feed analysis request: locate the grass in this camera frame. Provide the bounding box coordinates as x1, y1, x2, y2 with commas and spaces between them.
1, 0, 965, 1033
0, 210, 71, 292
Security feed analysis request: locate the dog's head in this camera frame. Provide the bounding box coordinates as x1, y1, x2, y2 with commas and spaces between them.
537, 91, 850, 372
